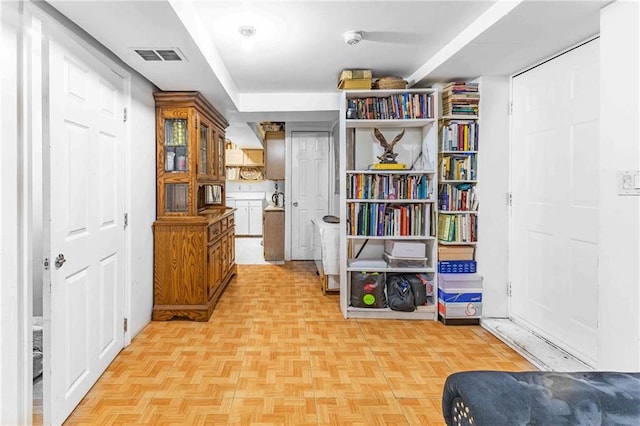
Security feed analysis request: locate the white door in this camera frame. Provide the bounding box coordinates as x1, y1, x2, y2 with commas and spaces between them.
47, 29, 126, 424
290, 131, 329, 259
511, 39, 599, 366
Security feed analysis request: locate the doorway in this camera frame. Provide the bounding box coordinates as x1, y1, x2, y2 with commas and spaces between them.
289, 131, 330, 260
510, 38, 600, 366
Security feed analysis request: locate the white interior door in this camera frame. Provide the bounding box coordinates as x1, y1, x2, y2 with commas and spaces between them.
290, 131, 329, 259
511, 39, 599, 366
47, 28, 126, 424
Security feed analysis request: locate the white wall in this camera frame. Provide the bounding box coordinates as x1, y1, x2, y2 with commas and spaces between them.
0, 1, 31, 423
475, 76, 510, 318
598, 0, 640, 370
127, 73, 157, 338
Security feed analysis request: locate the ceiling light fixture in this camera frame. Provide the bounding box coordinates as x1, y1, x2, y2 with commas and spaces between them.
344, 31, 363, 46
239, 25, 256, 38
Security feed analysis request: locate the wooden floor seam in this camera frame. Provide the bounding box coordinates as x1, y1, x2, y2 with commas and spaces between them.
35, 261, 535, 425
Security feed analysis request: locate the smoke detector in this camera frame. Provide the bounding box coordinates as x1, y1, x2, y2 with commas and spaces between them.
344, 31, 363, 46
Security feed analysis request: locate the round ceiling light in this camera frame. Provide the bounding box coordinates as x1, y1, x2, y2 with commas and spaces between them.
239, 25, 256, 38
344, 31, 363, 46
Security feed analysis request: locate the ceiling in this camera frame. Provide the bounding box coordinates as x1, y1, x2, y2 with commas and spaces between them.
47, 0, 607, 146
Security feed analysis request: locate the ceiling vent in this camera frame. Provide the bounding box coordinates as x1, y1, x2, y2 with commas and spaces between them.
133, 48, 186, 62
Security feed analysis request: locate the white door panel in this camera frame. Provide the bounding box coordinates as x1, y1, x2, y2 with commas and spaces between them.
290, 132, 329, 260
511, 39, 599, 366
47, 28, 125, 425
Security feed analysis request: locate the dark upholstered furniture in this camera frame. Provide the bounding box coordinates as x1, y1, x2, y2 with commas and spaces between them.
442, 371, 640, 426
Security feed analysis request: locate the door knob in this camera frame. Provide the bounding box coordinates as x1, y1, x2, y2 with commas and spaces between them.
54, 253, 66, 269
293, 202, 299, 207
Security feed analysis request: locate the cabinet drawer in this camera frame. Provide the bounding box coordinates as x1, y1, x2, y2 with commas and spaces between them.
220, 217, 228, 231
208, 221, 222, 241
228, 215, 235, 228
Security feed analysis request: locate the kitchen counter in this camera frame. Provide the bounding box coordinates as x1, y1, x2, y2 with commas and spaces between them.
264, 205, 285, 212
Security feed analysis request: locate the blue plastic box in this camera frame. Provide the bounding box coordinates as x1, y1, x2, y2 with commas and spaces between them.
438, 288, 482, 303
438, 260, 476, 274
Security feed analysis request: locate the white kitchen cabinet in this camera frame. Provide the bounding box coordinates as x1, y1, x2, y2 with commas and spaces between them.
234, 200, 263, 236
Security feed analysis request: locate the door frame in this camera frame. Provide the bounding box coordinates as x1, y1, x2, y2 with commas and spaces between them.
22, 1, 134, 422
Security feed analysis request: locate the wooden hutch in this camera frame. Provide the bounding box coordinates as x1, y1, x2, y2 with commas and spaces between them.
152, 91, 236, 321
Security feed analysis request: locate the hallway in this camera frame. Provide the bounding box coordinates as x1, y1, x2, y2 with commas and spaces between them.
61, 262, 534, 425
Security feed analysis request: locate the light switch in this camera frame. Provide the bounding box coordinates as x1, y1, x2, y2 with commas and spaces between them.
618, 170, 640, 195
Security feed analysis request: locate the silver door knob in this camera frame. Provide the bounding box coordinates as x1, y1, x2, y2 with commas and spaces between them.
293, 202, 298, 207
54, 253, 66, 269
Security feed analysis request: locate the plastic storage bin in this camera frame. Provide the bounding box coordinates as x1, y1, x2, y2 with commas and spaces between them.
383, 253, 428, 268
438, 273, 482, 291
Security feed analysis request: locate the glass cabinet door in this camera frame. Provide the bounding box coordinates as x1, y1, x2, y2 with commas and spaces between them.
217, 135, 225, 179
199, 122, 209, 175
164, 118, 188, 172
165, 183, 189, 212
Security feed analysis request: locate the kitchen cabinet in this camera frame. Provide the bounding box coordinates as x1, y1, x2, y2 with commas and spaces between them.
265, 131, 285, 180
152, 91, 236, 322
263, 208, 285, 261
225, 148, 265, 181
234, 200, 263, 236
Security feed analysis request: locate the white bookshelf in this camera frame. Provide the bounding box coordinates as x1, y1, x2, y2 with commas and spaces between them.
339, 88, 439, 320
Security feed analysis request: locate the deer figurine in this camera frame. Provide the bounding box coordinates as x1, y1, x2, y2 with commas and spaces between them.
374, 128, 405, 164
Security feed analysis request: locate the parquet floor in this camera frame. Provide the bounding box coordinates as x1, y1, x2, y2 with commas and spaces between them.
57, 262, 534, 425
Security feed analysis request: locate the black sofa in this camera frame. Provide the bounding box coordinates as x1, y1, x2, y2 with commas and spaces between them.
442, 371, 640, 425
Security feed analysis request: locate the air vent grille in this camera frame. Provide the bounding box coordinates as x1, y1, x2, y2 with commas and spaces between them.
133, 48, 185, 62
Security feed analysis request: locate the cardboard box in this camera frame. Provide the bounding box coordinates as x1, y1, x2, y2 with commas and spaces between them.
338, 78, 372, 90
438, 245, 475, 260
384, 240, 426, 258
438, 260, 476, 274
438, 300, 482, 318
438, 288, 482, 303
339, 69, 372, 81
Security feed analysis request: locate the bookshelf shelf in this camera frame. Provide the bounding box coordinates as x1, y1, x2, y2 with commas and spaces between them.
339, 88, 439, 320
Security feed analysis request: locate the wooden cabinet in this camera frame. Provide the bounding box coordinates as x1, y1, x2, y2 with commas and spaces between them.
263, 208, 285, 261
152, 92, 236, 322
265, 131, 285, 180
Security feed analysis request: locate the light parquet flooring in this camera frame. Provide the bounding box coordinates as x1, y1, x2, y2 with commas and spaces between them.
59, 262, 534, 425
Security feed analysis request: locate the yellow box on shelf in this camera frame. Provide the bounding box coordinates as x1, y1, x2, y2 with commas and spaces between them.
338, 78, 372, 90
369, 163, 408, 170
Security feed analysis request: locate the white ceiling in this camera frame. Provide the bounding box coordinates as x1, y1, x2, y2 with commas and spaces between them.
47, 0, 607, 145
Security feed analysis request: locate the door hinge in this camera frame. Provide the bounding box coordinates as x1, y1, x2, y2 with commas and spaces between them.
124, 213, 128, 229
43, 258, 50, 270
507, 192, 513, 206
508, 282, 512, 297
123, 107, 128, 122
509, 102, 513, 115
123, 318, 128, 333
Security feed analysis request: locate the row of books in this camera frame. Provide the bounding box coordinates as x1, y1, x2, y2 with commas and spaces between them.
442, 82, 480, 116
347, 203, 431, 237
437, 213, 477, 243
346, 93, 435, 120
438, 184, 479, 211
441, 120, 479, 151
346, 173, 432, 200
439, 154, 477, 181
